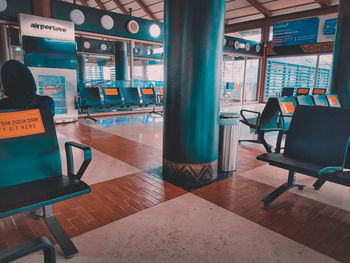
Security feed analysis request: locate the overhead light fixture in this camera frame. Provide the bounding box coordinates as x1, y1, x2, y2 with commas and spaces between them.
70, 9, 85, 25
149, 24, 161, 38
0, 0, 7, 12
100, 15, 114, 30
127, 20, 139, 34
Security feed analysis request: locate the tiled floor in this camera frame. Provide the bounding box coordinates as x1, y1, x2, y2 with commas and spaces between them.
1, 110, 350, 262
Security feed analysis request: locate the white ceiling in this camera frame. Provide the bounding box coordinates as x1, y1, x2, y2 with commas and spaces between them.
61, 0, 339, 25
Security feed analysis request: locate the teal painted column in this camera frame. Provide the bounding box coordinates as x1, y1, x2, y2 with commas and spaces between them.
330, 0, 350, 106
115, 41, 128, 81
163, 0, 225, 187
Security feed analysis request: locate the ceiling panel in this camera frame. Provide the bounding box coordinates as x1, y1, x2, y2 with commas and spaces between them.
60, 0, 339, 27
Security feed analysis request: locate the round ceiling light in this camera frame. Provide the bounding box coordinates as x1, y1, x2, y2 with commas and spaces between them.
149, 24, 161, 38
234, 41, 240, 50
256, 44, 261, 53
100, 15, 114, 30
245, 43, 251, 51
83, 41, 91, 49
0, 0, 7, 12
70, 9, 85, 25
100, 43, 108, 51
127, 20, 139, 34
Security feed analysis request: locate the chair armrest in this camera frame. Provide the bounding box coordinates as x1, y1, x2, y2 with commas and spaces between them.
318, 166, 344, 175
240, 109, 261, 128
0, 237, 55, 263
65, 141, 92, 180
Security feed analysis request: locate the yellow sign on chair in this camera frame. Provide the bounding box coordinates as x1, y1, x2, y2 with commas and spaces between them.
328, 95, 339, 106
0, 109, 45, 139
104, 88, 119, 96
280, 102, 295, 114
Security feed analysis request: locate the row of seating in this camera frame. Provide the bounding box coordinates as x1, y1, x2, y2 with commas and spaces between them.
280, 87, 326, 97
78, 87, 164, 121
239, 94, 341, 152
257, 105, 350, 205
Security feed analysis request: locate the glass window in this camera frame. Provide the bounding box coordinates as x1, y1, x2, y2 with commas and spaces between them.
244, 58, 260, 102
226, 28, 262, 42
316, 54, 333, 90
264, 56, 317, 100
83, 54, 115, 83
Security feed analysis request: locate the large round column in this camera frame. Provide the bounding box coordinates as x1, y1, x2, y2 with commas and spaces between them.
330, 0, 350, 106
32, 0, 52, 18
0, 25, 9, 67
115, 41, 128, 81
163, 0, 225, 187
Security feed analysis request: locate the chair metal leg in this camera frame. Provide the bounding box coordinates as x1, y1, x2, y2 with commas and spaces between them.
262, 171, 304, 206
43, 206, 78, 259
275, 130, 284, 153
85, 112, 97, 123
313, 179, 326, 190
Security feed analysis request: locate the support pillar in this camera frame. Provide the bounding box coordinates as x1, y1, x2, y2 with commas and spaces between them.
115, 41, 128, 81
0, 25, 9, 67
32, 0, 52, 18
330, 0, 350, 106
163, 0, 225, 187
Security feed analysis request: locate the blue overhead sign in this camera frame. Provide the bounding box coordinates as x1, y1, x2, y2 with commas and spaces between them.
273, 17, 320, 46
324, 18, 337, 35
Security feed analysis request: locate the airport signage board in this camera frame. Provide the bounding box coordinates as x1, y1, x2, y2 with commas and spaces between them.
273, 14, 337, 47
273, 17, 320, 47
19, 13, 75, 42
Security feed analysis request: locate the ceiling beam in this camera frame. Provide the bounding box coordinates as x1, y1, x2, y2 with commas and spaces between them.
134, 0, 158, 21
95, 0, 106, 10
246, 0, 271, 17
112, 0, 128, 15
225, 5, 338, 33
314, 0, 331, 8
80, 0, 88, 7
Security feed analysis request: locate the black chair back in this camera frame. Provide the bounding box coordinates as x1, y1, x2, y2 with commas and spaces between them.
296, 95, 315, 106
103, 88, 122, 106
0, 108, 61, 188
141, 88, 157, 105
281, 87, 295, 97
285, 106, 350, 167
79, 87, 101, 107
312, 95, 329, 106
259, 98, 280, 131
121, 88, 140, 105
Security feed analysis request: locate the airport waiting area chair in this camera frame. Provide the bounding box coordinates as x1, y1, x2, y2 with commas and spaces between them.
121, 87, 141, 106
103, 87, 123, 107
0, 237, 56, 263
296, 95, 314, 106
257, 105, 350, 206
312, 88, 326, 95
78, 87, 102, 122
280, 87, 295, 97
0, 108, 92, 259
239, 97, 281, 153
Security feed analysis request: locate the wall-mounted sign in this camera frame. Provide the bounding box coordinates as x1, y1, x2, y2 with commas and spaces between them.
273, 17, 320, 47
273, 14, 338, 47
19, 13, 75, 42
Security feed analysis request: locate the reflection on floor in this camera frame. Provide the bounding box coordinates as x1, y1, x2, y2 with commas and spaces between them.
2, 109, 349, 262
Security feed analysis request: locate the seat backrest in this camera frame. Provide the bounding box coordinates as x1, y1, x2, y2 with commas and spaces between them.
259, 97, 280, 131
141, 88, 157, 105
312, 88, 326, 95
0, 108, 61, 188
296, 96, 315, 106
79, 87, 101, 107
312, 95, 329, 106
327, 94, 341, 108
296, 88, 310, 96
281, 87, 295, 97
121, 88, 140, 105
158, 87, 164, 96
285, 105, 350, 167
103, 88, 122, 106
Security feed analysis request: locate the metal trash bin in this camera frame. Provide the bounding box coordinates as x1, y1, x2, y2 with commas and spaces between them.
218, 112, 240, 172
